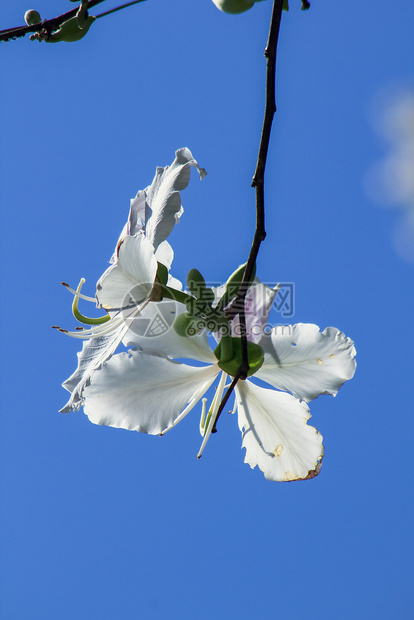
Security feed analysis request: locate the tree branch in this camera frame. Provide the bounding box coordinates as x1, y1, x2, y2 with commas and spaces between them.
212, 371, 243, 434
214, 0, 284, 433
239, 0, 284, 378
0, 1, 109, 43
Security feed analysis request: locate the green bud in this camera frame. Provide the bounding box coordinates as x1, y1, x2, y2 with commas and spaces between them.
24, 10, 42, 25
173, 313, 204, 337
214, 338, 264, 377
212, 0, 257, 14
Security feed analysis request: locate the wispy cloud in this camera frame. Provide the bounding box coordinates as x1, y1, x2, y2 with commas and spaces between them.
366, 87, 414, 263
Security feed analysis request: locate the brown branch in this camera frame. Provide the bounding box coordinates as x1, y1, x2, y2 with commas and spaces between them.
238, 0, 284, 378
213, 0, 284, 433
212, 371, 243, 434
0, 1, 110, 43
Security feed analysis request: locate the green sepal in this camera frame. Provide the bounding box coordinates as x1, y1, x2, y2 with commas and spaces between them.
156, 262, 169, 286
199, 287, 215, 307
217, 262, 256, 312
214, 338, 264, 378
150, 262, 170, 302
162, 286, 194, 306
173, 313, 204, 337
187, 268, 206, 298
185, 296, 199, 316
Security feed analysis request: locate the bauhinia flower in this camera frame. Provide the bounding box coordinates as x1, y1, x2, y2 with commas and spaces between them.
71, 271, 356, 482
59, 148, 206, 413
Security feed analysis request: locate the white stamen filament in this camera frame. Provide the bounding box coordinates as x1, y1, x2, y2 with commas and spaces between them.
200, 379, 231, 436
159, 378, 216, 436
197, 371, 227, 459
62, 281, 96, 303
60, 299, 150, 339
199, 398, 207, 435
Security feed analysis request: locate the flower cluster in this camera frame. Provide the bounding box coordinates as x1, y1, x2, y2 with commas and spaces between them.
59, 147, 356, 482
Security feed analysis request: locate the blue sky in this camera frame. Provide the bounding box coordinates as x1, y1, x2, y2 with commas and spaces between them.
1, 1, 413, 618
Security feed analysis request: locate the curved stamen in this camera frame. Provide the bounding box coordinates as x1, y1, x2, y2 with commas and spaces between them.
54, 298, 151, 340
72, 278, 110, 325
52, 315, 125, 339
61, 281, 96, 303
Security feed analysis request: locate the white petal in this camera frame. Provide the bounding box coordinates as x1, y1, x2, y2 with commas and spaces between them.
122, 301, 217, 364
83, 350, 218, 435
144, 148, 206, 250
236, 380, 324, 482
127, 189, 146, 236
60, 321, 129, 413
110, 190, 146, 263
154, 240, 174, 270
166, 273, 183, 291
257, 323, 356, 402
97, 234, 157, 311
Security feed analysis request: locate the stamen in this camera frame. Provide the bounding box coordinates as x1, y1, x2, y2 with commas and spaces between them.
61, 281, 96, 303
199, 398, 208, 436
71, 278, 110, 326
51, 326, 69, 333
61, 315, 126, 339
159, 377, 216, 436
197, 372, 227, 459
58, 298, 151, 340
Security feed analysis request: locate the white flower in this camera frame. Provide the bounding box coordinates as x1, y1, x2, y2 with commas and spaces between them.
60, 148, 205, 413
79, 282, 356, 482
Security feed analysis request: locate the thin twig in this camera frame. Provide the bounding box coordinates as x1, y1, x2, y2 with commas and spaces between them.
212, 371, 243, 434
205, 1, 284, 442
236, 0, 284, 378
0, 1, 110, 43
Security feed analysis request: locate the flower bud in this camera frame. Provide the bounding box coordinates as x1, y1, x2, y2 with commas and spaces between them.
24, 10, 42, 25
214, 338, 264, 377
211, 0, 259, 14
173, 313, 204, 337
